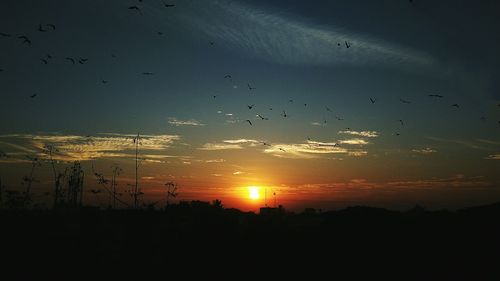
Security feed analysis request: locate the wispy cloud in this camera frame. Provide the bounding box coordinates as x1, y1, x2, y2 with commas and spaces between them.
199, 143, 244, 150
412, 148, 437, 154
338, 130, 379, 138
223, 139, 259, 144
0, 133, 181, 162
168, 117, 205, 127
339, 138, 370, 145
175, 0, 435, 67
426, 136, 484, 149
486, 154, 500, 160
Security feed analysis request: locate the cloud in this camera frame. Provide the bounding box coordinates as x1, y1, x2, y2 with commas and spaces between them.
0, 133, 181, 162
223, 139, 259, 144
412, 148, 437, 154
233, 171, 243, 175
426, 136, 484, 149
311, 122, 326, 126
486, 154, 500, 160
338, 130, 379, 138
173, 0, 435, 67
168, 117, 205, 126
339, 138, 370, 145
199, 143, 244, 150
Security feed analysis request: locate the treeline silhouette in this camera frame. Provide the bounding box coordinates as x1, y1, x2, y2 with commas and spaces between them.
1, 200, 499, 278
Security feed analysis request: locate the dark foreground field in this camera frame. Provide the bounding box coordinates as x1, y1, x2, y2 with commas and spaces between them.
2, 202, 500, 279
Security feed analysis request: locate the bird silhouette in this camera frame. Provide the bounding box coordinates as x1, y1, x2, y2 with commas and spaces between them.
38, 24, 46, 32
428, 94, 443, 98
400, 98, 412, 104
46, 54, 53, 59
162, 1, 176, 7
40, 59, 48, 65
30, 94, 37, 98
128, 6, 142, 15
18, 35, 31, 46
157, 31, 163, 35
451, 104, 460, 108
398, 119, 404, 126
212, 95, 217, 99
209, 41, 215, 46
78, 58, 88, 64
345, 41, 351, 48
279, 148, 286, 152
370, 97, 376, 104
224, 74, 232, 79
304, 103, 307, 107
261, 141, 271, 146
142, 72, 154, 75
257, 114, 268, 120
289, 99, 294, 103
247, 83, 256, 90
325, 106, 332, 112
0, 32, 11, 37
245, 120, 253, 126
247, 104, 255, 109
395, 132, 401, 136
65, 57, 75, 64
101, 80, 108, 84
46, 24, 56, 30
281, 110, 287, 118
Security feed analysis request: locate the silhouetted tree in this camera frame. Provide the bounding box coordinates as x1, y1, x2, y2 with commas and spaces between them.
212, 199, 223, 209
22, 155, 41, 207
43, 144, 64, 208
110, 164, 122, 209
165, 181, 179, 207
66, 161, 84, 207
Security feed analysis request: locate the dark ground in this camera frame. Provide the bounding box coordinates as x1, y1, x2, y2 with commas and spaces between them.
1, 201, 500, 279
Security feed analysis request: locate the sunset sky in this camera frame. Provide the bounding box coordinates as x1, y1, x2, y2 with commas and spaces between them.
1, 0, 499, 211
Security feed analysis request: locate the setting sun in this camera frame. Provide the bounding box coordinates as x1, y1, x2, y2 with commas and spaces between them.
248, 186, 260, 200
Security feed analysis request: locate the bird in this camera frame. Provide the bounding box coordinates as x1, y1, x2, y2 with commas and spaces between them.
325, 106, 332, 112
279, 148, 286, 152
46, 54, 53, 59
261, 141, 271, 146
398, 119, 404, 126
128, 6, 142, 15
209, 41, 215, 46
38, 24, 46, 32
281, 110, 287, 118
0, 32, 11, 37
18, 35, 31, 46
162, 1, 176, 7
345, 41, 351, 48
289, 99, 294, 103
0, 68, 3, 72
247, 104, 255, 109
345, 127, 352, 130
101, 80, 108, 84
400, 98, 412, 104
30, 94, 37, 98
323, 119, 328, 124
40, 59, 48, 65
224, 74, 232, 79
45, 24, 56, 30
304, 103, 307, 107
395, 132, 401, 136
65, 57, 75, 64
257, 114, 268, 120
247, 83, 256, 90
245, 120, 252, 126
142, 72, 154, 75
212, 95, 217, 99
428, 94, 443, 98
451, 104, 460, 108
78, 58, 88, 64
370, 97, 376, 104
337, 42, 341, 46
157, 31, 163, 35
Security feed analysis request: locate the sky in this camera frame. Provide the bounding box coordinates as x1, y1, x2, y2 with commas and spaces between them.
0, 0, 499, 211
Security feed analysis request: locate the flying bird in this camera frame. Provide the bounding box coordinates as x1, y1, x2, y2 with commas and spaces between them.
370, 97, 376, 104
247, 83, 256, 90
0, 32, 11, 37
279, 148, 286, 152
46, 54, 53, 59
128, 6, 142, 15
304, 103, 307, 107
30, 94, 37, 98
78, 58, 88, 64
288, 99, 294, 103
325, 106, 332, 112
428, 94, 443, 98
209, 41, 215, 46
224, 74, 232, 79
281, 110, 287, 118
398, 119, 404, 126
212, 95, 217, 99
245, 120, 253, 126
451, 104, 460, 108
45, 24, 56, 30
142, 72, 154, 75
18, 35, 31, 46
257, 114, 268, 120
38, 24, 46, 32
40, 59, 48, 65
345, 41, 351, 48
400, 98, 412, 104
261, 141, 271, 146
101, 80, 108, 84
157, 31, 163, 35
65, 57, 75, 64
247, 104, 255, 110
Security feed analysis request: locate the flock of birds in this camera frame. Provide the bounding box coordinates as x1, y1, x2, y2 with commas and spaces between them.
0, 0, 499, 155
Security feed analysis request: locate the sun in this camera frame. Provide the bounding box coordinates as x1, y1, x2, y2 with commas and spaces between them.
248, 186, 260, 200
